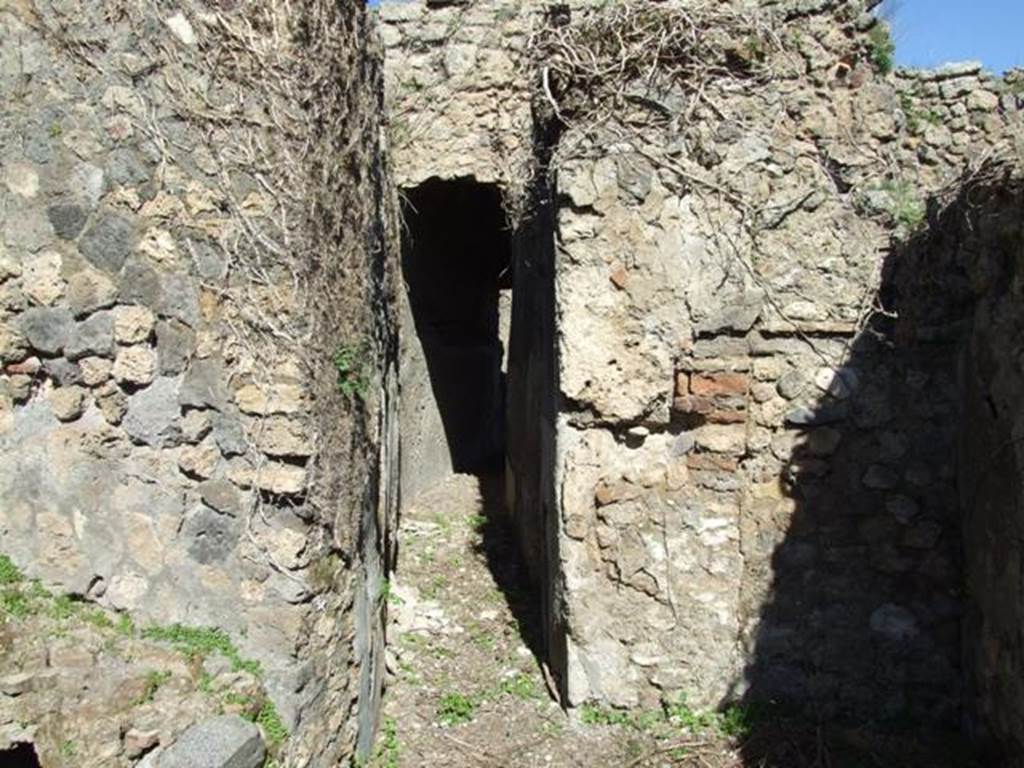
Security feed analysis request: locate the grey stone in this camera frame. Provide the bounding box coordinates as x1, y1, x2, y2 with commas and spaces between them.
19, 307, 73, 355
47, 203, 88, 240
156, 320, 195, 375
180, 358, 229, 411
671, 432, 696, 457
615, 152, 653, 201
106, 148, 151, 186
191, 240, 228, 280
159, 272, 200, 326
183, 506, 241, 565
120, 259, 163, 307
862, 464, 900, 490
67, 269, 118, 317
213, 413, 248, 457
3, 203, 54, 252
42, 358, 81, 386
886, 494, 919, 524
65, 311, 114, 361
777, 370, 808, 399
80, 213, 136, 273
199, 479, 243, 517
784, 403, 848, 426
123, 376, 181, 447
696, 291, 764, 335
869, 604, 919, 641
156, 714, 265, 768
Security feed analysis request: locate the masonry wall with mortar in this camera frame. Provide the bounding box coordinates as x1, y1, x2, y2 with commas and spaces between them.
382, 0, 1024, 756
0, 2, 398, 765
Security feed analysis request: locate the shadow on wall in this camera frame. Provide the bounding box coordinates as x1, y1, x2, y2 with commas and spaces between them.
737, 164, 1024, 766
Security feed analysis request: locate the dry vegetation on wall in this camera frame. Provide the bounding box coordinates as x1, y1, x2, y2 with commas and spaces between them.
8, 0, 393, 761
41, 0, 392, 558
533, 1, 781, 128
527, 0, 1019, 367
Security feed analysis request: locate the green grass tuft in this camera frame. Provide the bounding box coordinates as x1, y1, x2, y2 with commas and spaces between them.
437, 692, 477, 726
141, 623, 262, 676
0, 554, 23, 585
255, 699, 289, 750
868, 23, 895, 75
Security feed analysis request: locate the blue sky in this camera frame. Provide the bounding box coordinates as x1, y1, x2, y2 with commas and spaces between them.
882, 0, 1024, 73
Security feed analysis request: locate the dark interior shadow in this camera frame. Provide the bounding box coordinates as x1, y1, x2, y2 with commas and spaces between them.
735, 169, 1022, 767
400, 177, 546, 661
400, 177, 512, 474
0, 743, 41, 768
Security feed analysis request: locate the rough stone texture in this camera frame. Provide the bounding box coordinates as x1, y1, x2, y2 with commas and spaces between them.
0, 583, 272, 768
157, 715, 265, 768
1, 1, 398, 765
382, 0, 1024, 756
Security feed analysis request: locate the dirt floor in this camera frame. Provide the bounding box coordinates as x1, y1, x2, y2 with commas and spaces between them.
372, 474, 991, 768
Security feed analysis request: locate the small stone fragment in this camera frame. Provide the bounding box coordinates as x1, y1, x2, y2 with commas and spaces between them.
67, 268, 118, 317
124, 728, 161, 759
4, 163, 39, 198
114, 305, 157, 344
96, 382, 128, 425
113, 345, 157, 385
179, 441, 220, 479
50, 386, 86, 421
22, 250, 65, 305
123, 376, 181, 446
235, 382, 304, 415
156, 320, 195, 374
862, 464, 899, 490
870, 604, 919, 641
199, 478, 243, 517
267, 526, 308, 569
66, 311, 114, 361
79, 212, 136, 273
19, 307, 74, 355
79, 356, 113, 386
47, 203, 88, 240
180, 358, 229, 410
181, 409, 213, 443
257, 416, 313, 458
0, 323, 28, 363
138, 227, 179, 263
255, 463, 307, 495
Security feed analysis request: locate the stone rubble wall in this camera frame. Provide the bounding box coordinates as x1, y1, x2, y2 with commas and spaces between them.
550, 8, 1022, 728
1, 2, 398, 765
895, 169, 1024, 760
381, 0, 1024, 755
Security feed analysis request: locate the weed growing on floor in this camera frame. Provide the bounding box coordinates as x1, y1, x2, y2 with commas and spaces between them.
500, 673, 539, 700
582, 695, 762, 741
437, 692, 477, 726
0, 554, 22, 584
370, 716, 400, 768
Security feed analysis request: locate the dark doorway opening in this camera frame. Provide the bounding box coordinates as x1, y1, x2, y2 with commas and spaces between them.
400, 177, 513, 475
0, 743, 41, 768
